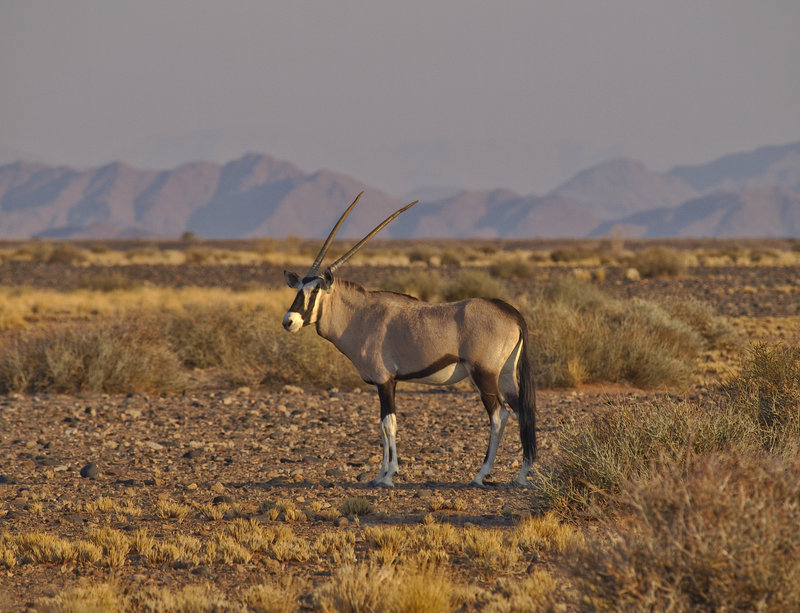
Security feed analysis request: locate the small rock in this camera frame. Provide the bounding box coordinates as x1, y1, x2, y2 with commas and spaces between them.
80, 462, 99, 479
213, 495, 234, 505
191, 566, 211, 577
281, 384, 304, 395
146, 441, 164, 451
334, 516, 349, 527
182, 448, 203, 459
356, 472, 372, 483
186, 483, 198, 491
325, 468, 346, 478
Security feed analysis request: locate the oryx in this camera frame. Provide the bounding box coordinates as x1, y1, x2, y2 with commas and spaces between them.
282, 193, 536, 487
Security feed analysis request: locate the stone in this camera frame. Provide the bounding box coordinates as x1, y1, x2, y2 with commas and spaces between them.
80, 462, 98, 479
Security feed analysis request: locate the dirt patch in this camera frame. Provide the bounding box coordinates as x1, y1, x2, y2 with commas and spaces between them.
0, 383, 652, 609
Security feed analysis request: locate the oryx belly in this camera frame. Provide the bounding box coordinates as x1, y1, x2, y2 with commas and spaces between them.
405, 361, 468, 385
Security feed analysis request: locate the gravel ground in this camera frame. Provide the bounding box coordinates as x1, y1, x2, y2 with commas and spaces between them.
0, 256, 797, 609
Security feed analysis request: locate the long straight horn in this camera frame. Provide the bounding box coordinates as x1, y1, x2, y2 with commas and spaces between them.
306, 191, 364, 276
327, 200, 419, 274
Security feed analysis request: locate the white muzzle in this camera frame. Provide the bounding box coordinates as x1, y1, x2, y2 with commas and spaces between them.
282, 311, 303, 332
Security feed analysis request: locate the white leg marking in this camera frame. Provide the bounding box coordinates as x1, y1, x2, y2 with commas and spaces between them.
372, 414, 398, 487
514, 458, 533, 488
472, 406, 510, 486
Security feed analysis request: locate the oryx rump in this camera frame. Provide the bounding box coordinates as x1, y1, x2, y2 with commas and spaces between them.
283, 193, 536, 487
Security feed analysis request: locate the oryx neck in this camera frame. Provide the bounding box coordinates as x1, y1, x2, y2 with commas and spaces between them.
315, 279, 367, 340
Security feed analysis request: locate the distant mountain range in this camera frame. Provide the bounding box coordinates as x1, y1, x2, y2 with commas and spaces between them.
1, 141, 799, 239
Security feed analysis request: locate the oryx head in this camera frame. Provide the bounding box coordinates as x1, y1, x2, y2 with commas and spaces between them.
283, 192, 418, 332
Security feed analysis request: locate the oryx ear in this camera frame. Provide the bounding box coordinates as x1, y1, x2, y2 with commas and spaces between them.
321, 269, 334, 290
284, 270, 302, 289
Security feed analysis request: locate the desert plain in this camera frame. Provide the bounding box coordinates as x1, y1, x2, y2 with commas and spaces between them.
0, 237, 798, 612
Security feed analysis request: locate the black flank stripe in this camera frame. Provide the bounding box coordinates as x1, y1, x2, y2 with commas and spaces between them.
396, 355, 460, 381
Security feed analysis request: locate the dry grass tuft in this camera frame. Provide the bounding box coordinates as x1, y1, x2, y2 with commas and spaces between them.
461, 526, 520, 572
243, 578, 305, 613
35, 580, 125, 613
340, 496, 374, 517
315, 562, 455, 613
513, 511, 583, 554
155, 499, 192, 522
88, 527, 130, 568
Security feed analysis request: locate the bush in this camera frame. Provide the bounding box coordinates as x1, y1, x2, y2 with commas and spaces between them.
660, 295, 740, 349
549, 247, 593, 263
439, 249, 462, 267
168, 303, 362, 389
441, 270, 508, 302
78, 271, 139, 292
489, 258, 534, 280
380, 271, 441, 301
632, 246, 687, 278
723, 342, 800, 445
566, 453, 800, 611
533, 398, 758, 513
522, 277, 704, 388
0, 315, 185, 394
167, 304, 269, 386
408, 246, 438, 265
47, 243, 89, 265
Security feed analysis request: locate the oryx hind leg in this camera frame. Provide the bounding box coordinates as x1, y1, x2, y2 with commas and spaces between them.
371, 380, 399, 488
499, 337, 534, 488
469, 366, 509, 487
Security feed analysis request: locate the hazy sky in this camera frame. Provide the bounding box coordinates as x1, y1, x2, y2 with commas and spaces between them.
2, 1, 799, 196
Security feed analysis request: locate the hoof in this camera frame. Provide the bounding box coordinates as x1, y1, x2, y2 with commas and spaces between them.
470, 479, 496, 488
511, 478, 531, 489
369, 478, 394, 488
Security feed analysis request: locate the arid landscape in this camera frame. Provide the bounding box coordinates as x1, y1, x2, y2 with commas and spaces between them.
0, 238, 799, 612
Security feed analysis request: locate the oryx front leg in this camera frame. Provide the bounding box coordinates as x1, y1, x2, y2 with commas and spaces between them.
371, 381, 399, 488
